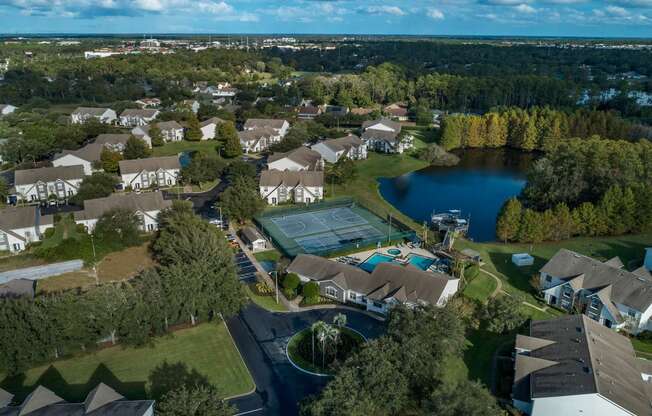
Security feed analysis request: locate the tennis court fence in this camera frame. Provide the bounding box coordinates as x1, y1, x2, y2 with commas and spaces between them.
254, 197, 416, 258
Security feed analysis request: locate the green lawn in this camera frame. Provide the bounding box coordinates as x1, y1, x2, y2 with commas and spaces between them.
0, 321, 254, 402
463, 273, 497, 302
632, 339, 652, 359
152, 140, 221, 158
245, 285, 288, 312
253, 249, 282, 264
331, 152, 428, 231
455, 233, 652, 306
464, 329, 514, 386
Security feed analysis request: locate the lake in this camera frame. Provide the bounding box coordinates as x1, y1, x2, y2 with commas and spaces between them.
379, 149, 535, 242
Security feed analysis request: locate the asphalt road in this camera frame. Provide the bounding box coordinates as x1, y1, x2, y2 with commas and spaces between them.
227, 304, 385, 416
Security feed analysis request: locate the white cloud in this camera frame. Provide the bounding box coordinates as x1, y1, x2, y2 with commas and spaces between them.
605, 5, 630, 15
364, 5, 405, 16
427, 7, 445, 19
515, 3, 536, 13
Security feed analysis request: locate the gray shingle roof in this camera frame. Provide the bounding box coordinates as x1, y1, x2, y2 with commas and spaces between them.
238, 127, 276, 143
0, 384, 153, 416
361, 129, 399, 144
267, 147, 322, 170
19, 386, 63, 415
200, 117, 225, 128
361, 118, 401, 133
15, 166, 84, 186
244, 118, 287, 130
118, 156, 180, 175
240, 227, 264, 244
94, 134, 131, 146
0, 206, 53, 232
259, 170, 324, 188
53, 143, 104, 163
155, 120, 183, 131
0, 387, 13, 408
74, 192, 172, 221
83, 383, 123, 414
516, 314, 652, 416
287, 254, 455, 306
319, 135, 363, 152
541, 249, 652, 312
120, 109, 158, 118
71, 107, 111, 117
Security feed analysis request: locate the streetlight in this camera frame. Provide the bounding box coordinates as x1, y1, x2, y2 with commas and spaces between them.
271, 270, 279, 304
90, 232, 98, 283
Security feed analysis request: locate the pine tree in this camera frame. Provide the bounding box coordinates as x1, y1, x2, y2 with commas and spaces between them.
518, 209, 545, 243
440, 116, 464, 150
149, 124, 164, 147
123, 136, 151, 160
185, 115, 202, 142
484, 113, 507, 148
496, 198, 522, 243
219, 121, 242, 158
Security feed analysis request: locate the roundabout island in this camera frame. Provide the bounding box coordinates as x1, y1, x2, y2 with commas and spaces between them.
286, 317, 366, 376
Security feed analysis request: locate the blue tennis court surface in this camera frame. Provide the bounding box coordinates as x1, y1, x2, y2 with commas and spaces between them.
255, 199, 415, 257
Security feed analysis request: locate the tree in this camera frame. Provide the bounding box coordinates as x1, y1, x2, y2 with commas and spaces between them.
224, 160, 256, 181
303, 282, 320, 302
325, 157, 357, 185
149, 124, 164, 147
218, 122, 241, 158
123, 136, 151, 160
282, 273, 301, 292
219, 177, 265, 224
93, 208, 142, 249
0, 177, 8, 205
100, 148, 122, 174
496, 198, 522, 243
484, 295, 526, 333
181, 153, 226, 185
426, 380, 503, 416
518, 208, 546, 243
71, 172, 118, 205
186, 114, 202, 142
157, 385, 236, 416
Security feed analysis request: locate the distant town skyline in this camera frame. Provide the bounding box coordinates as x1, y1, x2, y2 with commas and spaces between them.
0, 0, 650, 38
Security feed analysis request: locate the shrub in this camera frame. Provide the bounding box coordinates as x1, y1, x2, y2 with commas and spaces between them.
43, 227, 55, 239
282, 287, 296, 299
303, 282, 320, 299
283, 273, 300, 291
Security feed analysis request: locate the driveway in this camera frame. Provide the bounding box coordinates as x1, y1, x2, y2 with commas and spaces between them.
227, 304, 385, 416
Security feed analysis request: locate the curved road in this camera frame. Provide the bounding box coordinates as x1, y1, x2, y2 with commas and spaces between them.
227, 304, 385, 416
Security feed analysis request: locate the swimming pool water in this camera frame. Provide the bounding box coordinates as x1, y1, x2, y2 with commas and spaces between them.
359, 253, 436, 273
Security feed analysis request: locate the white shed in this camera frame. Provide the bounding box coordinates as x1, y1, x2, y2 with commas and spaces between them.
241, 227, 266, 252
512, 253, 534, 267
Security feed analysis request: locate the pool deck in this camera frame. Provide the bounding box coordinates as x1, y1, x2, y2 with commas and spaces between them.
332, 244, 437, 263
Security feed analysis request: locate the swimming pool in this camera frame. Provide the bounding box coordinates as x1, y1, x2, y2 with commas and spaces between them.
359, 253, 436, 273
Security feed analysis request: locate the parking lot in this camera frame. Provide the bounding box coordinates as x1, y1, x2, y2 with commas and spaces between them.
227, 233, 258, 283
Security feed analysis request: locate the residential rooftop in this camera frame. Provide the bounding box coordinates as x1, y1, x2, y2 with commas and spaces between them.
118, 156, 180, 175
14, 165, 84, 186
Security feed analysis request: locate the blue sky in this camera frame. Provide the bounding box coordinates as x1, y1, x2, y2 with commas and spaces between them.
0, 0, 650, 37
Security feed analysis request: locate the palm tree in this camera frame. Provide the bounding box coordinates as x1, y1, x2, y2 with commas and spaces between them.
317, 325, 329, 369
323, 325, 340, 367
332, 313, 347, 357
311, 321, 326, 366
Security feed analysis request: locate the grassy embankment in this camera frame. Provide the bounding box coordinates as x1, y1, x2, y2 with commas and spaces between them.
0, 321, 254, 402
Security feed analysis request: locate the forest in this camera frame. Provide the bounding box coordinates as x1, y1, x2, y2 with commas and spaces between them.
496, 138, 652, 243
438, 106, 645, 151
0, 201, 246, 374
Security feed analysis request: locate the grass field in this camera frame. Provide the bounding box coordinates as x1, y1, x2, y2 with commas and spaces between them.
331, 152, 428, 231
0, 254, 47, 273
152, 140, 221, 158
463, 273, 497, 301
36, 272, 95, 293
245, 285, 288, 312
0, 321, 254, 402
97, 243, 155, 283
253, 250, 282, 264
455, 233, 652, 306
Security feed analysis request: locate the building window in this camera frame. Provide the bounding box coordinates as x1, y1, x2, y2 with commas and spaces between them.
325, 287, 337, 298
629, 310, 637, 318
545, 275, 552, 282
348, 292, 357, 301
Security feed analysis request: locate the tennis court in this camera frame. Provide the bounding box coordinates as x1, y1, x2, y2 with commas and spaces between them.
256, 199, 414, 257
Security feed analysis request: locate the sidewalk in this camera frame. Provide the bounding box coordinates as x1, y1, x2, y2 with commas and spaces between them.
230, 227, 297, 311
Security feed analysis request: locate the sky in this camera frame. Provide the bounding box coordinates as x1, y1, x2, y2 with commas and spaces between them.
0, 0, 650, 38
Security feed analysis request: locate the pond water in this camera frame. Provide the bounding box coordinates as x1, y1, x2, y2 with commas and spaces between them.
379, 149, 535, 242
179, 151, 193, 168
